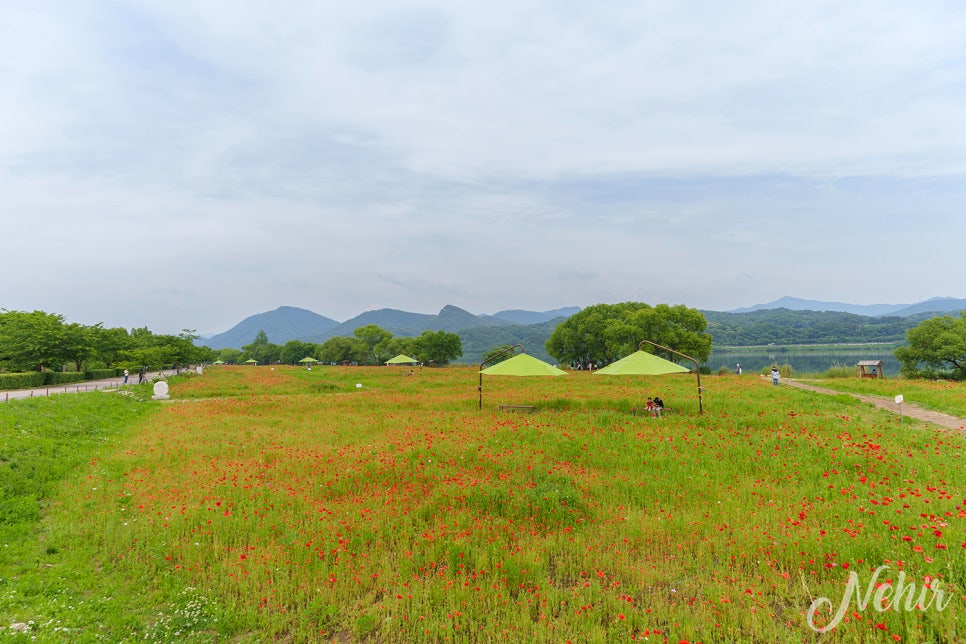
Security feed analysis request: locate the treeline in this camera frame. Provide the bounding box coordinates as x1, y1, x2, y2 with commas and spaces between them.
702, 309, 924, 346
216, 325, 464, 366
457, 318, 562, 364
0, 310, 214, 387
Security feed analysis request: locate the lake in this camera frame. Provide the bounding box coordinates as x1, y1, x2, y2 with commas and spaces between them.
708, 344, 901, 376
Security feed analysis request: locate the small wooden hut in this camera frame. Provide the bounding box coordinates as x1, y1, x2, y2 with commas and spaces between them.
856, 359, 884, 379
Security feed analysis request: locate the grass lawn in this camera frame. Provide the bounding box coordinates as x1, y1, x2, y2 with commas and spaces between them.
1, 366, 964, 642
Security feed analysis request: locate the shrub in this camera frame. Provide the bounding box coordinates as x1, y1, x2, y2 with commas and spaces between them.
44, 372, 86, 385
0, 372, 45, 390
821, 364, 856, 379
84, 368, 119, 380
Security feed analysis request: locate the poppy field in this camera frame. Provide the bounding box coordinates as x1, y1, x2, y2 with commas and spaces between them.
3, 365, 966, 642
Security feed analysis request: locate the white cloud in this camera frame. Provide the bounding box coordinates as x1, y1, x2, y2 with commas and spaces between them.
2, 1, 965, 333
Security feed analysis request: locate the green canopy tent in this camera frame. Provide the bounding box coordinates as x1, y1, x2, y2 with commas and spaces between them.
244, 358, 258, 365
594, 351, 690, 376
298, 356, 319, 364
212, 360, 225, 365
478, 345, 566, 409
385, 354, 419, 365
594, 339, 704, 414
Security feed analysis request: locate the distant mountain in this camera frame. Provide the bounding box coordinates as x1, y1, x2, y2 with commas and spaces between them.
729, 297, 908, 316
730, 296, 966, 317
202, 304, 583, 349
487, 307, 582, 325
889, 297, 966, 317
307, 305, 512, 343
203, 306, 339, 349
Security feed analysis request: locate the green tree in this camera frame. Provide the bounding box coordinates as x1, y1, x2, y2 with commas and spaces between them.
280, 340, 313, 365
90, 325, 134, 367
376, 336, 417, 362
895, 314, 966, 379
318, 336, 368, 364
123, 328, 205, 371
413, 330, 462, 366
241, 330, 281, 365
215, 348, 243, 364
546, 302, 712, 367
354, 325, 393, 365
0, 310, 72, 371
481, 344, 515, 365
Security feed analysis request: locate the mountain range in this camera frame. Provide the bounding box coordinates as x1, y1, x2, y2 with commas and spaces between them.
730, 296, 966, 317
203, 305, 580, 351
202, 297, 966, 358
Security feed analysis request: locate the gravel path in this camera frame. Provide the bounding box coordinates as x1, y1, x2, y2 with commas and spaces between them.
1, 371, 170, 403
781, 378, 966, 431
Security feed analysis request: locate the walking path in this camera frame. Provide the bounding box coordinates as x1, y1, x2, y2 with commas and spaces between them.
782, 378, 966, 431
1, 371, 170, 403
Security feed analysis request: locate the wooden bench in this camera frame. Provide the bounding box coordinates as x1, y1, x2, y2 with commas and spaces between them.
499, 405, 536, 413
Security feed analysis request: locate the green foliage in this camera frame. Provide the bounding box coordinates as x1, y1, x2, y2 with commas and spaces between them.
761, 363, 794, 377
0, 310, 83, 372
353, 324, 393, 365
318, 336, 368, 364
43, 371, 86, 385
241, 329, 282, 365
704, 308, 920, 345
412, 329, 462, 365
0, 372, 45, 389
214, 347, 243, 364
820, 364, 857, 378
895, 314, 966, 379
458, 318, 562, 364
546, 302, 712, 366
279, 339, 322, 365
375, 336, 417, 362
481, 344, 516, 365
84, 368, 120, 380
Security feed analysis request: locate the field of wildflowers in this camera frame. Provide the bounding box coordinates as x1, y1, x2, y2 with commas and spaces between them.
2, 365, 965, 641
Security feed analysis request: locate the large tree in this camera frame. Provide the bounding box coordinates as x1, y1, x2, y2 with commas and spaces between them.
545, 302, 712, 367
280, 340, 320, 365
354, 324, 393, 365
241, 330, 282, 365
895, 314, 966, 379
318, 336, 368, 365
0, 310, 76, 371
413, 330, 462, 366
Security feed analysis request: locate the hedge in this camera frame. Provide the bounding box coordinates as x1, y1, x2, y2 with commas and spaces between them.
43, 372, 86, 385
84, 368, 121, 380
0, 372, 46, 390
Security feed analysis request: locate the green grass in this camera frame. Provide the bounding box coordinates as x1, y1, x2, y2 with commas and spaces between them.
802, 376, 966, 417
1, 367, 965, 642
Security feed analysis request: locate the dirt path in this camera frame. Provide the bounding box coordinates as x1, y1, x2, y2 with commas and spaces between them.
781, 378, 966, 431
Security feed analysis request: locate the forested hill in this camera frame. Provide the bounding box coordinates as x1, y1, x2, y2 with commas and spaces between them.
701, 308, 935, 346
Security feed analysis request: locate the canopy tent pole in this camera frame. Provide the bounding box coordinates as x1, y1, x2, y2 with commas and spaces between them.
638, 339, 704, 415
478, 344, 524, 409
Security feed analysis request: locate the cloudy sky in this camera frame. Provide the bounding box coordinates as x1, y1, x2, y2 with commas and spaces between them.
3, 1, 965, 335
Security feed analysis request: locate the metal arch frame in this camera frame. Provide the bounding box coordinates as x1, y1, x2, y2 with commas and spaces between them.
638, 339, 704, 415
478, 344, 525, 410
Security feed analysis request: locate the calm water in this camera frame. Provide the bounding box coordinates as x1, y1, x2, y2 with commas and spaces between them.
708, 346, 901, 376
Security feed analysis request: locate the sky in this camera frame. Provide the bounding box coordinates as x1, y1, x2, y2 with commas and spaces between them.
3, 1, 966, 335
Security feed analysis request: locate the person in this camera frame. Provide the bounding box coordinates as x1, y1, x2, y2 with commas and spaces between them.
123, 369, 129, 384
138, 365, 147, 384
736, 363, 742, 375
645, 397, 654, 415
653, 396, 664, 417
770, 366, 780, 386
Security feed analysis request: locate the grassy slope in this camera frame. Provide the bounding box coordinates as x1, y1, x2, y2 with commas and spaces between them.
1, 368, 964, 642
